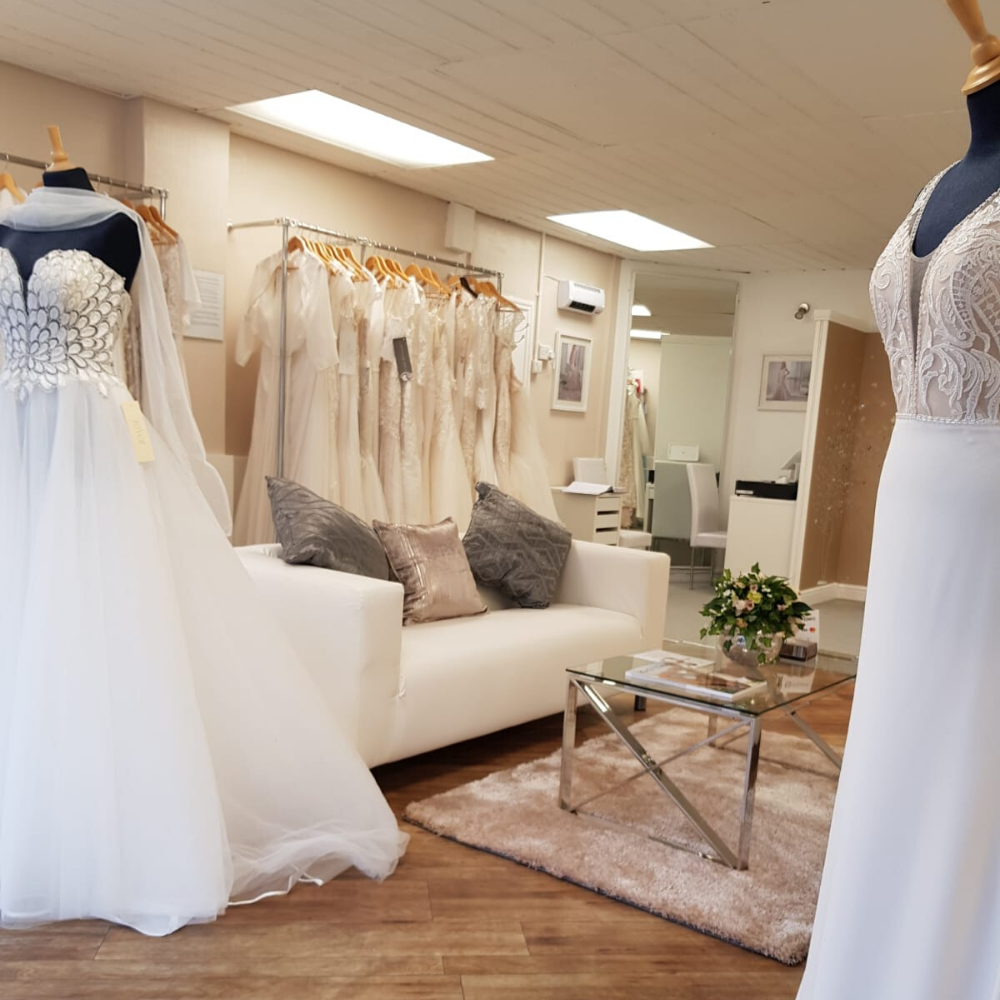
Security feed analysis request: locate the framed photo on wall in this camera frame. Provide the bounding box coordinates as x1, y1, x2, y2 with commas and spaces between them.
552, 331, 591, 412
759, 355, 812, 411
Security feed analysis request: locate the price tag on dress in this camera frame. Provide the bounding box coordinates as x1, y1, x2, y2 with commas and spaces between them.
121, 398, 156, 464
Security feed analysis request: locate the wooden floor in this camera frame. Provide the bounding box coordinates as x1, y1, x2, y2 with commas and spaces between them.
0, 687, 854, 1000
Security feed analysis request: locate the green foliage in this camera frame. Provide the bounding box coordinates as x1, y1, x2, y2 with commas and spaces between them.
699, 563, 812, 663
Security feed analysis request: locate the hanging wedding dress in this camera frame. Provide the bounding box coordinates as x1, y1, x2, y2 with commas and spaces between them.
455, 288, 480, 483
507, 373, 559, 521
796, 167, 1000, 999
492, 309, 516, 493
428, 294, 472, 528
233, 248, 338, 545
399, 277, 425, 524
357, 274, 388, 523
154, 236, 200, 398
472, 296, 499, 487
0, 188, 406, 934
329, 264, 365, 521
379, 282, 410, 523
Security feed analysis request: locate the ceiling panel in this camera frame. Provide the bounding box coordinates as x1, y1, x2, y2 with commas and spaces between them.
0, 0, 979, 271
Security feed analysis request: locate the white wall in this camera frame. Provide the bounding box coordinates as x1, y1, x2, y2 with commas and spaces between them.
720, 270, 875, 515
655, 337, 732, 472
627, 338, 661, 453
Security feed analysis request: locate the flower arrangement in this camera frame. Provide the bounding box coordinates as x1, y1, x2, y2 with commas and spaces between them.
699, 563, 812, 664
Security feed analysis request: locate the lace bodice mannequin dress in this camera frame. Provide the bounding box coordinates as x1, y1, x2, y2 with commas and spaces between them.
0, 191, 405, 936
796, 167, 1000, 999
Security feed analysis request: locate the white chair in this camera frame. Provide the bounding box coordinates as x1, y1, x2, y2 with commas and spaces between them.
686, 463, 727, 589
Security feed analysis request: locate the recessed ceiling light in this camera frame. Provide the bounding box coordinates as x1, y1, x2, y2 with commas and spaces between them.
631, 304, 652, 317
228, 90, 493, 169
548, 210, 712, 252
630, 329, 670, 340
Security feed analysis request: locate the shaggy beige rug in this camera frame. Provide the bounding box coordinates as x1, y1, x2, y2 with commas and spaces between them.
404, 708, 841, 964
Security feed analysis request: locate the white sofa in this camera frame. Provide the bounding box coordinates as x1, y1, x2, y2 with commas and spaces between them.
236, 542, 671, 767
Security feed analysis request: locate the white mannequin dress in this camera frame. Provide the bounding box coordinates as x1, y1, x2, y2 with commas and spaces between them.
0, 188, 406, 935
796, 167, 1000, 998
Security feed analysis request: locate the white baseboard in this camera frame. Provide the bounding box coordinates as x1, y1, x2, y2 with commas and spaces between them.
801, 583, 867, 604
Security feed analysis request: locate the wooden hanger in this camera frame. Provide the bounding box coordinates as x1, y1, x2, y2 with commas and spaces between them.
948, 0, 1000, 93
146, 204, 179, 241
469, 277, 519, 312
365, 255, 393, 283
422, 266, 451, 294
333, 245, 368, 281
383, 256, 409, 282
0, 169, 25, 204
136, 204, 177, 245
405, 263, 445, 296
46, 124, 76, 171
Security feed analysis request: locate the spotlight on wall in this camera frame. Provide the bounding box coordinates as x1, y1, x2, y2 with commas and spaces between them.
794, 302, 811, 320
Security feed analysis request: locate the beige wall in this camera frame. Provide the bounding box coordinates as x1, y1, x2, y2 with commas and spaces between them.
124, 99, 232, 456
722, 270, 876, 518
0, 61, 126, 186
534, 240, 621, 485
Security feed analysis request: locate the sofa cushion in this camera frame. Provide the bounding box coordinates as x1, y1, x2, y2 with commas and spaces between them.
462, 482, 572, 609
374, 518, 487, 625
266, 477, 391, 580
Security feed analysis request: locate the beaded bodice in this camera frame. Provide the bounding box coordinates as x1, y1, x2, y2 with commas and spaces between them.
870, 165, 1000, 424
0, 247, 129, 399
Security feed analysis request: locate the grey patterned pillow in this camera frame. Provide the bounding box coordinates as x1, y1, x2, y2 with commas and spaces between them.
266, 477, 391, 581
462, 482, 572, 608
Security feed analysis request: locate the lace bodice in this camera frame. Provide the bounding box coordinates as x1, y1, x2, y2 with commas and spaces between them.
871, 165, 1000, 424
0, 247, 130, 399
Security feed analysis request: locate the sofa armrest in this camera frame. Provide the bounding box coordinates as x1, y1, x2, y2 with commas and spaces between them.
236, 545, 403, 766
552, 541, 670, 648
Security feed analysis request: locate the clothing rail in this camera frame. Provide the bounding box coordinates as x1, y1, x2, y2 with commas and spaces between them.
228, 216, 504, 478
0, 151, 169, 217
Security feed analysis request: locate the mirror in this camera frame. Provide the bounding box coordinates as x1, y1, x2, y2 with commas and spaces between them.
619, 272, 738, 569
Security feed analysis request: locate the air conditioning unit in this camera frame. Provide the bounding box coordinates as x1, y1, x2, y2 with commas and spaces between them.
557, 280, 605, 315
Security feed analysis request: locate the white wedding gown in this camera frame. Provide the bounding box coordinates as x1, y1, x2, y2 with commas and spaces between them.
234, 249, 338, 545
797, 167, 1000, 998
0, 190, 406, 936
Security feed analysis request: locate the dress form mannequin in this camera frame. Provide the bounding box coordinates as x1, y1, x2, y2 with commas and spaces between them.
913, 0, 1000, 256
0, 126, 140, 288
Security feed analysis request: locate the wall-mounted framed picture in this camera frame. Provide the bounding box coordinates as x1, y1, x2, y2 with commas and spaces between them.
552, 331, 591, 412
759, 355, 812, 411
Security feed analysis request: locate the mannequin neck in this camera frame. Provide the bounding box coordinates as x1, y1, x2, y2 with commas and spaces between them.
966, 81, 1000, 158
42, 167, 94, 191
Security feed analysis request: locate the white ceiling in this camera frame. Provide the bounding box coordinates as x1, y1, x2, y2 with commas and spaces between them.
0, 0, 980, 272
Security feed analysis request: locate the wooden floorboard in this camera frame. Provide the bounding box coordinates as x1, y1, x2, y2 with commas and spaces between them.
0, 688, 853, 1000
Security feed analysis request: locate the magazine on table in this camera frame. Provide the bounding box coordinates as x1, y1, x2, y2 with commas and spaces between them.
625, 650, 768, 703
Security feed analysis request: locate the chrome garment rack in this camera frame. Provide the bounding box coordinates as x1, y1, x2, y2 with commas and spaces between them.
0, 151, 169, 217
228, 216, 504, 478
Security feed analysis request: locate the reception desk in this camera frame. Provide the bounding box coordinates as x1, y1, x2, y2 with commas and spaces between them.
724, 496, 797, 577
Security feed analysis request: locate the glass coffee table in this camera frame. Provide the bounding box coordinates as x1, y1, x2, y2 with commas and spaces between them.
560, 639, 857, 870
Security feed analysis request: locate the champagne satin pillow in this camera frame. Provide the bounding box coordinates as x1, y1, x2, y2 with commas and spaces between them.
373, 518, 487, 625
